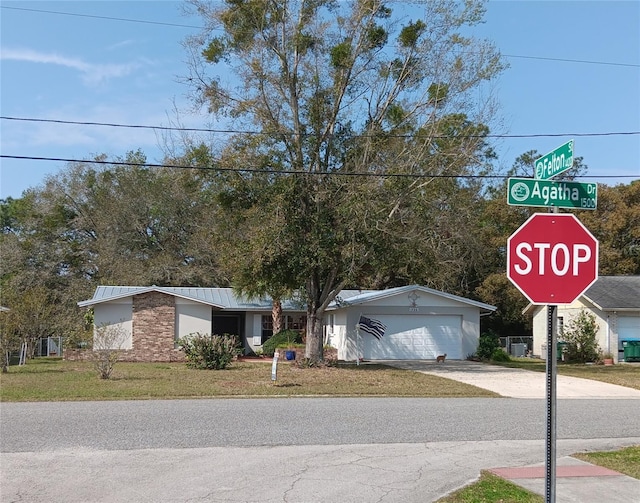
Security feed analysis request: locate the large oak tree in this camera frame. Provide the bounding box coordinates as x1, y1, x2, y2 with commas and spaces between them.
185, 0, 504, 361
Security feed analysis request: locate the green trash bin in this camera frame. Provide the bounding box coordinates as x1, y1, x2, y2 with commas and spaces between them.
622, 340, 640, 362
557, 342, 569, 361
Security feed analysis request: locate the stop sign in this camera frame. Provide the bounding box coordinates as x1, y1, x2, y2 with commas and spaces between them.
507, 213, 598, 304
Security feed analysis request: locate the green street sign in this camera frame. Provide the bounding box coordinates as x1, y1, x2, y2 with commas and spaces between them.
507, 177, 597, 210
535, 140, 574, 180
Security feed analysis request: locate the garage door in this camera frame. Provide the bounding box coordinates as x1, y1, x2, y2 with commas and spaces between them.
362, 315, 462, 360
618, 316, 640, 340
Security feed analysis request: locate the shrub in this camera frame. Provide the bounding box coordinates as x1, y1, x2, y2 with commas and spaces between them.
477, 331, 500, 360
262, 329, 302, 356
490, 348, 511, 362
92, 324, 127, 379
178, 333, 240, 370
561, 310, 600, 363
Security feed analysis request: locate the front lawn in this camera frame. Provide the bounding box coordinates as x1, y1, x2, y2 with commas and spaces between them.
0, 357, 499, 401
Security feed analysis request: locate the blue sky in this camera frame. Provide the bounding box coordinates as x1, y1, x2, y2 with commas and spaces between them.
1, 0, 639, 199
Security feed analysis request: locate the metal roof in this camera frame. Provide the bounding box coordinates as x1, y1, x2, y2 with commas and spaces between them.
78, 284, 496, 313
78, 286, 306, 311
328, 284, 496, 312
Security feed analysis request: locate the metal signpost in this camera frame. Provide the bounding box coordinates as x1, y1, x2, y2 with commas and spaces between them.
535, 140, 574, 180
507, 178, 597, 210
507, 141, 599, 503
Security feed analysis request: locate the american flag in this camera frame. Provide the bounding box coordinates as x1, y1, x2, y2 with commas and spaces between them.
357, 316, 386, 340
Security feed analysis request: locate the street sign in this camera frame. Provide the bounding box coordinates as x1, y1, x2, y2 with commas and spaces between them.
507, 213, 598, 305
535, 140, 574, 180
507, 177, 597, 210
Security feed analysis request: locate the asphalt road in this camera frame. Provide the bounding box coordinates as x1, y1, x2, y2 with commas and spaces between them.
3, 397, 640, 502
2, 397, 640, 453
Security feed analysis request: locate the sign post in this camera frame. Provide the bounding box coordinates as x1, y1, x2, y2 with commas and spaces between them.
507, 212, 598, 503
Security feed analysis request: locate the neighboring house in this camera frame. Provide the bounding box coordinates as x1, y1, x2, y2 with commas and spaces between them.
524, 276, 640, 363
75, 285, 495, 362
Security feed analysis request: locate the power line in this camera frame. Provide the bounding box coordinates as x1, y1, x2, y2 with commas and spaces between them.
2, 155, 637, 180
2, 5, 639, 69
2, 116, 639, 140
502, 54, 639, 69
0, 5, 202, 29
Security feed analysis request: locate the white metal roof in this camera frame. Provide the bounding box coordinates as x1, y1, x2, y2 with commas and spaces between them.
327, 284, 496, 312
78, 284, 495, 313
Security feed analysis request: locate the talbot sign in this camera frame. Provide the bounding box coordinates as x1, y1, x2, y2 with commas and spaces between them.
535, 140, 574, 180
507, 213, 598, 305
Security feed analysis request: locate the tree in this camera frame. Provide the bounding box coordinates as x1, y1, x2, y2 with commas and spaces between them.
579, 181, 640, 275
185, 0, 504, 361
474, 151, 589, 335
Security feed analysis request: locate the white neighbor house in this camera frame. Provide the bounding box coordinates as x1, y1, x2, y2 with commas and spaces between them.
76, 285, 495, 362
524, 276, 640, 363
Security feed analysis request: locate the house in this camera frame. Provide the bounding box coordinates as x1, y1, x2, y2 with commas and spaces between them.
524, 276, 640, 363
74, 285, 495, 362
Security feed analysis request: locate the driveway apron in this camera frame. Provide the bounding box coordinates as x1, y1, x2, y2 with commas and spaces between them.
384, 360, 640, 399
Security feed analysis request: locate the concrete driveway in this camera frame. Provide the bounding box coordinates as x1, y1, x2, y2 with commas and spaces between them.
384, 360, 640, 399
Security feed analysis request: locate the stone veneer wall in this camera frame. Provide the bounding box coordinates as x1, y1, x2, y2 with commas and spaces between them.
128, 292, 185, 362
66, 292, 186, 362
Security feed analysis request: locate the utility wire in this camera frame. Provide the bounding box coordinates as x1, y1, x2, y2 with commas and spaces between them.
2, 5, 639, 68
0, 5, 202, 29
2, 155, 636, 179
2, 116, 639, 140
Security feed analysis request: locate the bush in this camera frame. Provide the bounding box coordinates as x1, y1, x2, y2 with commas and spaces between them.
490, 348, 511, 362
92, 324, 126, 380
178, 333, 240, 370
262, 329, 302, 357
561, 310, 600, 363
477, 331, 500, 360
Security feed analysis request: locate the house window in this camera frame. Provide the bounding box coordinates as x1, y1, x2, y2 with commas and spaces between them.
286, 315, 306, 332
261, 315, 273, 344
557, 316, 564, 337
261, 314, 307, 344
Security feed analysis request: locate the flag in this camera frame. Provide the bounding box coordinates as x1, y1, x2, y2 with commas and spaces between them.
357, 316, 386, 340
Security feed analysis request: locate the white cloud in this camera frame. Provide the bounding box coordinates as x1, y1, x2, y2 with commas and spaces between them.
0, 47, 140, 85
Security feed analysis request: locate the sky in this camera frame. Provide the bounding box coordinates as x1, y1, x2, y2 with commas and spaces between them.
1, 0, 639, 200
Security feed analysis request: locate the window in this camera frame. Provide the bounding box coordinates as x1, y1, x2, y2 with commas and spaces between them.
557, 316, 564, 337
261, 315, 273, 344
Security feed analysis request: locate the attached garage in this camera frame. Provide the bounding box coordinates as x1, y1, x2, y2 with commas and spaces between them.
325, 285, 496, 361
362, 315, 462, 360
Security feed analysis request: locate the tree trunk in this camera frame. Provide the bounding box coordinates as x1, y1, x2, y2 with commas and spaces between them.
272, 299, 283, 335
305, 310, 324, 363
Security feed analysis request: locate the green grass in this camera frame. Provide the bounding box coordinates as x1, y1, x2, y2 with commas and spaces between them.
491, 358, 640, 390
436, 446, 640, 502
0, 357, 499, 401
436, 471, 543, 503
573, 445, 640, 479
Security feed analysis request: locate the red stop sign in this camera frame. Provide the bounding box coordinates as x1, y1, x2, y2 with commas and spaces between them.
507, 213, 598, 304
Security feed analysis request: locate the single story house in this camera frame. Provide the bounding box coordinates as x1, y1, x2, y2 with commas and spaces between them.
74, 285, 495, 362
524, 276, 640, 362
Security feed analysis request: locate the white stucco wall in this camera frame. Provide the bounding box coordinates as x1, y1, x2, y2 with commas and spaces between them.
529, 299, 639, 362
175, 298, 212, 339
93, 298, 133, 349
328, 291, 484, 361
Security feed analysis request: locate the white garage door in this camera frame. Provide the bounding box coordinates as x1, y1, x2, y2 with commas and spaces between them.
618, 316, 640, 340
362, 315, 462, 360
